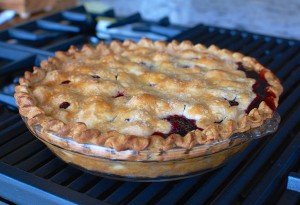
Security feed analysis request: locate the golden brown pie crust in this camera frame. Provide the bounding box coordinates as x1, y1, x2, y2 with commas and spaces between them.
14, 38, 283, 152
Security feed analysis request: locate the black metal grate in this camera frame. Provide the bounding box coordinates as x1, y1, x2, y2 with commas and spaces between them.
0, 6, 300, 205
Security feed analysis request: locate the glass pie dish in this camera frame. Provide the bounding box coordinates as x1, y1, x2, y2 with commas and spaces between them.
22, 112, 280, 182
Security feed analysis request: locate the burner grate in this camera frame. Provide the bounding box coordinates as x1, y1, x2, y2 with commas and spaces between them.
0, 7, 300, 205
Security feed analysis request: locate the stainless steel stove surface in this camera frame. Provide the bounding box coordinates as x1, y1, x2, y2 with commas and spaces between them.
0, 6, 299, 205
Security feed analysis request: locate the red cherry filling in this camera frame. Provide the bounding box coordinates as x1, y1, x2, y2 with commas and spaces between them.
237, 62, 276, 113
59, 102, 70, 109
113, 91, 124, 98
154, 115, 203, 138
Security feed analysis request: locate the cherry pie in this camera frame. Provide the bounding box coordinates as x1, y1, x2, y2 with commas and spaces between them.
15, 38, 282, 152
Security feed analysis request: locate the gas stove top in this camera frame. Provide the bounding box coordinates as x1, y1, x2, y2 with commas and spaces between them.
0, 6, 299, 205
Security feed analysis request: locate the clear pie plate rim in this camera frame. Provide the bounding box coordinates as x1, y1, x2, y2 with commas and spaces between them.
22, 112, 280, 162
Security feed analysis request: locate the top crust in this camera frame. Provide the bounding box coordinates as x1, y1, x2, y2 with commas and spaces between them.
14, 38, 283, 151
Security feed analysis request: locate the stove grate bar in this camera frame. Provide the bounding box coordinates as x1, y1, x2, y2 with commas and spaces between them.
33, 158, 67, 179
243, 132, 300, 204
0, 132, 34, 159
1, 140, 45, 166
0, 162, 106, 205
0, 12, 300, 204
210, 107, 300, 204
16, 148, 54, 172
288, 172, 300, 193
